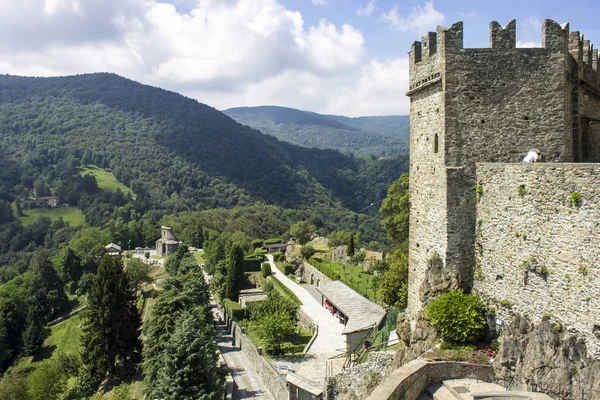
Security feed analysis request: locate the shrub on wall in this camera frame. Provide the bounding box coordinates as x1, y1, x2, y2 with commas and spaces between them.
425, 289, 487, 345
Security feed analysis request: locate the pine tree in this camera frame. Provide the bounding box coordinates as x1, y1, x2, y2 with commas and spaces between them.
28, 250, 68, 319
23, 250, 67, 355
153, 312, 224, 400
60, 247, 83, 290
81, 255, 141, 384
22, 307, 49, 356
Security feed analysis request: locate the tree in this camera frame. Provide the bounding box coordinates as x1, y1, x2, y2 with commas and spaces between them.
378, 250, 409, 309
153, 313, 224, 400
346, 234, 355, 257
425, 289, 487, 345
289, 220, 315, 245
353, 250, 366, 267
59, 247, 83, 290
26, 359, 68, 400
125, 258, 149, 291
224, 243, 245, 301
22, 307, 49, 356
143, 273, 213, 397
80, 255, 141, 384
379, 173, 410, 246
256, 310, 296, 355
0, 200, 14, 224
0, 371, 28, 400
0, 315, 12, 367
300, 244, 316, 260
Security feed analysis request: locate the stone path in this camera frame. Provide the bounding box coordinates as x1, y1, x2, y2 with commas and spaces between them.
266, 255, 347, 386
205, 272, 273, 400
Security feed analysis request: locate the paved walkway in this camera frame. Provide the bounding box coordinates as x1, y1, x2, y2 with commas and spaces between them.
204, 272, 273, 400
266, 255, 346, 386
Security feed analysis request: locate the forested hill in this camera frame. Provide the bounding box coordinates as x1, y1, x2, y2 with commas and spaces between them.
0, 73, 407, 214
223, 106, 410, 157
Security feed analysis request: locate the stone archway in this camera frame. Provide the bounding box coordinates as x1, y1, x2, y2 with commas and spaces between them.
311, 274, 315, 285
316, 279, 320, 287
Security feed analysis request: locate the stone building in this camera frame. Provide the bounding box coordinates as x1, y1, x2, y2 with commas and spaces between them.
155, 226, 179, 257
404, 18, 600, 398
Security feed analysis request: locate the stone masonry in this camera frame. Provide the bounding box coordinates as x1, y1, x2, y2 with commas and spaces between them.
406, 19, 600, 340
402, 18, 600, 398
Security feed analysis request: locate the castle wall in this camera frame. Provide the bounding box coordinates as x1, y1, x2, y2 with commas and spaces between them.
407, 83, 447, 317
474, 163, 600, 358
444, 48, 567, 165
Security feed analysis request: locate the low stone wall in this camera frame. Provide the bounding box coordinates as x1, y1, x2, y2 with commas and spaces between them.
366, 360, 494, 400
296, 260, 333, 287
298, 308, 317, 333
325, 351, 395, 399
231, 321, 288, 400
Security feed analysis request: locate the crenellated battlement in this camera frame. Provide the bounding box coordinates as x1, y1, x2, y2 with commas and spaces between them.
490, 20, 516, 49
409, 18, 600, 93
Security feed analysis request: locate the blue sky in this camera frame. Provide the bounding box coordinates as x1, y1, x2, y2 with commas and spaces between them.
0, 0, 598, 116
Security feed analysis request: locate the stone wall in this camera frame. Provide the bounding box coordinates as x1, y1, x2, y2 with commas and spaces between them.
296, 260, 333, 288
366, 360, 494, 400
474, 163, 600, 358
231, 321, 288, 400
324, 351, 395, 400
298, 308, 317, 334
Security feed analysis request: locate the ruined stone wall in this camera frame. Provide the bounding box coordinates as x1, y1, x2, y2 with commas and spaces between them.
474, 163, 600, 358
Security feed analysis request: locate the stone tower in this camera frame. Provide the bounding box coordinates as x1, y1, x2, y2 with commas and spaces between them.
406, 19, 600, 318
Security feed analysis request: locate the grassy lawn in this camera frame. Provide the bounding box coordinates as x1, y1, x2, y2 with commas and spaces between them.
240, 320, 313, 357
19, 206, 86, 227
13, 313, 83, 376
309, 258, 378, 302
80, 165, 136, 199
193, 251, 205, 265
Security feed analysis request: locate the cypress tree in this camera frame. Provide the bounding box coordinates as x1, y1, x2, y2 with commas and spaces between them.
80, 255, 141, 384
347, 233, 355, 257
224, 243, 244, 301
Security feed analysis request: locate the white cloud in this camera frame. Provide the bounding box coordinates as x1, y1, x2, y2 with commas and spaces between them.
456, 11, 476, 20
0, 0, 409, 116
356, 1, 375, 17
519, 16, 543, 44
381, 1, 444, 33
516, 41, 541, 48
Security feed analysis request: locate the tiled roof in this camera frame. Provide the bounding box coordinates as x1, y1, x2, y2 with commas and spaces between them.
316, 280, 385, 334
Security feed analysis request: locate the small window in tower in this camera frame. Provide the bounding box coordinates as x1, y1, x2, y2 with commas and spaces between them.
434, 134, 439, 153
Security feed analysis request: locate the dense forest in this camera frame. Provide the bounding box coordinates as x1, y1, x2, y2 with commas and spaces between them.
224, 106, 410, 157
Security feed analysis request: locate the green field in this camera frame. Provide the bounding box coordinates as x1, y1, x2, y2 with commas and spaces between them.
80, 165, 136, 199
309, 258, 378, 302
13, 313, 83, 374
19, 206, 86, 227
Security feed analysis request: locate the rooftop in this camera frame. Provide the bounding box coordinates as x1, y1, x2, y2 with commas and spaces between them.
238, 289, 268, 304
316, 281, 385, 334
286, 372, 323, 396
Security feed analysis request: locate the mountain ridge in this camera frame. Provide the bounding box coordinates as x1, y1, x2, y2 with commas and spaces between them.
223, 105, 409, 157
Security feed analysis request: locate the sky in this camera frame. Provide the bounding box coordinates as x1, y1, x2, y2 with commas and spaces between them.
0, 0, 598, 116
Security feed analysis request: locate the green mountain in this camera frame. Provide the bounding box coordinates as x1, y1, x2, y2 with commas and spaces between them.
0, 73, 407, 217
223, 106, 410, 157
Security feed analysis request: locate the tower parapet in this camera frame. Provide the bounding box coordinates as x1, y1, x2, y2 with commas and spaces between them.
490, 20, 516, 49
